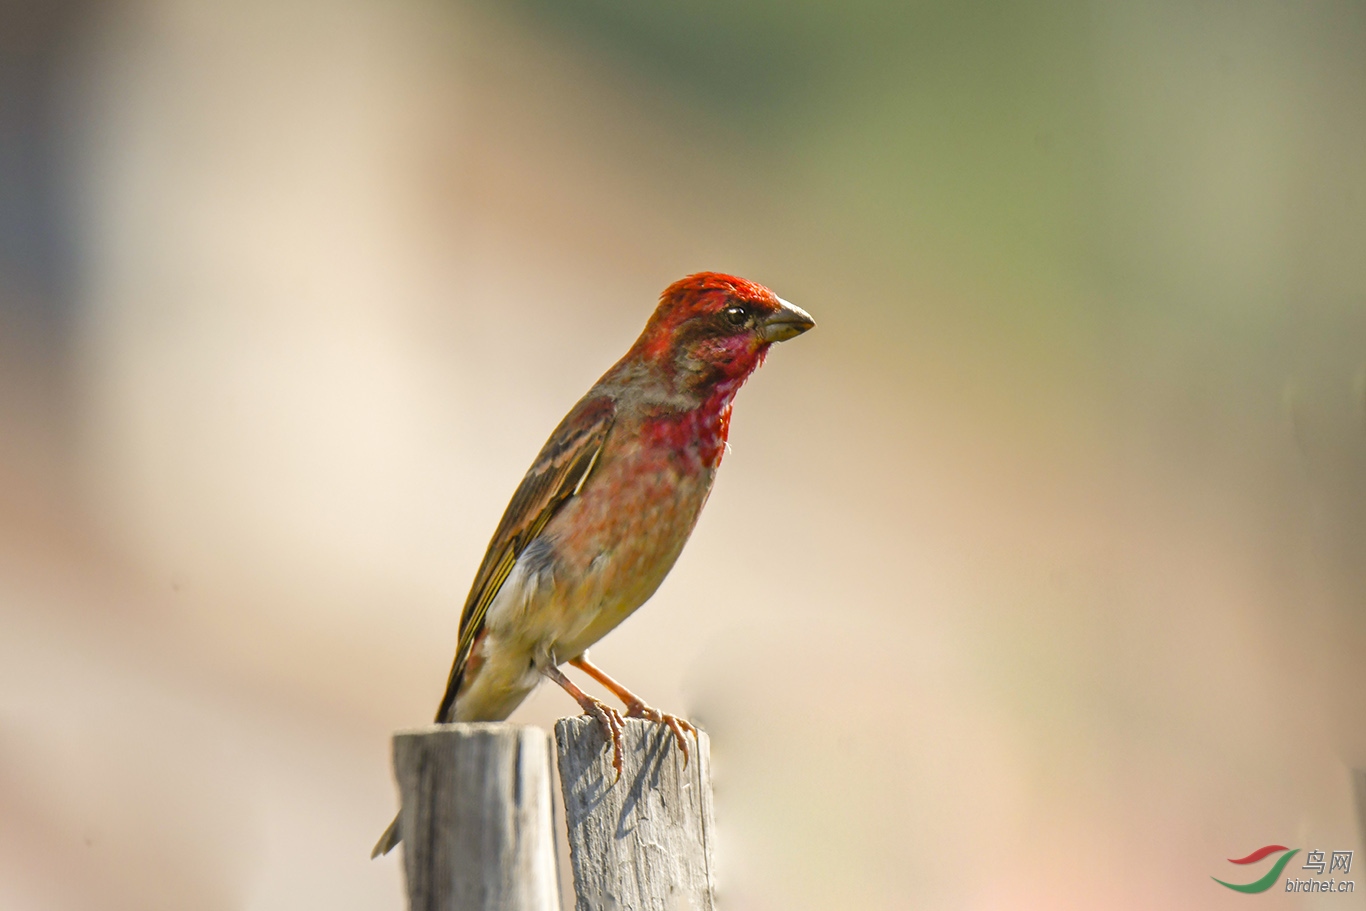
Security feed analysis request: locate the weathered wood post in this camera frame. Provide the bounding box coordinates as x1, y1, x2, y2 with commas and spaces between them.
555, 717, 717, 911
393, 723, 562, 911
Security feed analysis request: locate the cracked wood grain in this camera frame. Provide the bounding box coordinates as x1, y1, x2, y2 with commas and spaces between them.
393, 723, 561, 911
555, 717, 716, 911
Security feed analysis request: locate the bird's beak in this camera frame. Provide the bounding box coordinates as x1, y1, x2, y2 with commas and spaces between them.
759, 298, 816, 343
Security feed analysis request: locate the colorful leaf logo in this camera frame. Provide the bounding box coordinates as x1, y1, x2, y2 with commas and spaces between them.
1213, 845, 1300, 893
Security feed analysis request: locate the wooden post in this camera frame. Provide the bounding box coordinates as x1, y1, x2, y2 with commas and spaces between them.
393, 723, 562, 911
555, 717, 717, 911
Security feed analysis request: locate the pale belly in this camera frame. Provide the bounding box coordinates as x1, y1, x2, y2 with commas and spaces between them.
454, 446, 715, 721
535, 447, 715, 658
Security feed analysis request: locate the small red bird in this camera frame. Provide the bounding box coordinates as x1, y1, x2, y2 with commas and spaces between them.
373, 272, 813, 857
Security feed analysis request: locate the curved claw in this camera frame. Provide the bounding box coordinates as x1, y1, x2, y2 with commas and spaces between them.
541, 662, 627, 783
583, 697, 626, 782
626, 702, 697, 768
561, 655, 697, 772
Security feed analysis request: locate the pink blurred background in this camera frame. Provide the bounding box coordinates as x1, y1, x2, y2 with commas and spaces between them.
1, 1, 1364, 908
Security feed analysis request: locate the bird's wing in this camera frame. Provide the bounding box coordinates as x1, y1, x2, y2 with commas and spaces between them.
434, 395, 616, 722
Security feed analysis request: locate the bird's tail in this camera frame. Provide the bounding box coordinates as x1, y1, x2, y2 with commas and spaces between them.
371, 815, 401, 858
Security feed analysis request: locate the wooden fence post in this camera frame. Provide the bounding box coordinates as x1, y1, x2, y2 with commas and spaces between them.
555, 717, 717, 911
393, 723, 562, 911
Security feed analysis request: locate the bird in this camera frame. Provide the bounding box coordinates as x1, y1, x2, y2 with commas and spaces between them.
372, 272, 813, 857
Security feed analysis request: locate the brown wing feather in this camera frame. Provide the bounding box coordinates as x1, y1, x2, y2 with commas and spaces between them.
434, 395, 615, 722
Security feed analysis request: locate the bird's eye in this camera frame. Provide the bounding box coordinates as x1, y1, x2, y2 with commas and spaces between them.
722, 305, 748, 327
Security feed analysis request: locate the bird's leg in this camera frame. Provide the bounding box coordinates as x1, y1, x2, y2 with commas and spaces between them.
569, 653, 696, 765
541, 662, 625, 782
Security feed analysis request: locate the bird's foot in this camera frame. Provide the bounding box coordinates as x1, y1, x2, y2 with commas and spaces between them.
541, 662, 627, 782
564, 654, 697, 768
581, 696, 626, 782
625, 701, 697, 766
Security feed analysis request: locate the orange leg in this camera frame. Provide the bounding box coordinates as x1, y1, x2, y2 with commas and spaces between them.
569, 653, 697, 765
542, 663, 625, 781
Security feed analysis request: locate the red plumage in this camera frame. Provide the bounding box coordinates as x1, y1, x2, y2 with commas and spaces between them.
373, 272, 813, 857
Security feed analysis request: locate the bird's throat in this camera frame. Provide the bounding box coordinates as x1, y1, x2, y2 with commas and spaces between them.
642, 381, 738, 470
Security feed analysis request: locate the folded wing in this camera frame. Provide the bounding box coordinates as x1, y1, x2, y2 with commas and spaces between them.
433, 395, 616, 723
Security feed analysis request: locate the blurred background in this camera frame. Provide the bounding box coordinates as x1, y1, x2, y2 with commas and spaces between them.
1, 0, 1364, 908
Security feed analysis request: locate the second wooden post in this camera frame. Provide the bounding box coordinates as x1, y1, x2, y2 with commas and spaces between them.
555, 717, 717, 911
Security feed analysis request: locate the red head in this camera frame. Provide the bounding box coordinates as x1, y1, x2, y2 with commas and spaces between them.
627, 272, 814, 393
